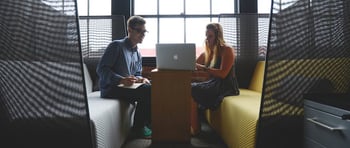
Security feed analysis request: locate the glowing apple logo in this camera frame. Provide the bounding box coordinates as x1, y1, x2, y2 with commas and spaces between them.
173, 54, 178, 60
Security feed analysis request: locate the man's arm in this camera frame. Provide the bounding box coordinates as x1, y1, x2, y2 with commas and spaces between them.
134, 52, 150, 84
96, 41, 124, 87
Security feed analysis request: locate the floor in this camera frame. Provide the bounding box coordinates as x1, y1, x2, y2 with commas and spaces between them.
121, 120, 228, 148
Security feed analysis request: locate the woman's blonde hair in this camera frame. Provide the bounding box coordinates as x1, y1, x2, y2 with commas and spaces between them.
204, 23, 225, 67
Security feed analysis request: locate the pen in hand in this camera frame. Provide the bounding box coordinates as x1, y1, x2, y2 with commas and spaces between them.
121, 76, 137, 86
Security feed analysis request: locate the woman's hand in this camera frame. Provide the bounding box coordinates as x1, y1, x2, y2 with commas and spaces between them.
192, 63, 211, 82
196, 63, 207, 71
192, 70, 210, 82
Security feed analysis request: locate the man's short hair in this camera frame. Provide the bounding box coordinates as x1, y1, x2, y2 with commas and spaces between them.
127, 16, 146, 29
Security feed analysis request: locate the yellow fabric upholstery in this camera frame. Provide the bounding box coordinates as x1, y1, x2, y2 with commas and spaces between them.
205, 61, 265, 148
248, 61, 265, 93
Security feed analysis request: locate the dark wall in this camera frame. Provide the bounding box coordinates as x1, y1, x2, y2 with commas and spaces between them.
112, 0, 131, 19
236, 0, 260, 88
239, 0, 257, 13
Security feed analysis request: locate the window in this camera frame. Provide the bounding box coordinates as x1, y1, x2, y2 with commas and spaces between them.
77, 0, 115, 58
77, 0, 111, 16
134, 0, 235, 57
76, 0, 271, 59
258, 0, 272, 58
258, 0, 272, 14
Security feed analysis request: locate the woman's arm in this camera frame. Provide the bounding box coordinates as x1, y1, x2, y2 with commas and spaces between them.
192, 52, 210, 81
206, 46, 235, 79
195, 52, 207, 71
196, 52, 205, 64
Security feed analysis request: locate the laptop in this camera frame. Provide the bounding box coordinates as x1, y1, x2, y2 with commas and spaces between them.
156, 43, 196, 70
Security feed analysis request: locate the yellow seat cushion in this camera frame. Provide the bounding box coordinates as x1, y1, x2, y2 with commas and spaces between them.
248, 61, 265, 93
205, 61, 265, 148
206, 89, 261, 148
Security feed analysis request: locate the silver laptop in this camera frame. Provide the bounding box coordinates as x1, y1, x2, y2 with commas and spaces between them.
156, 43, 196, 70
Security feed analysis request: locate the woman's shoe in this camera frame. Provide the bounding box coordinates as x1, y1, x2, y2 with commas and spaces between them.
191, 126, 200, 136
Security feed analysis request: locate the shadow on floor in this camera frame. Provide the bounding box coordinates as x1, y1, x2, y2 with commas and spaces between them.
122, 120, 227, 148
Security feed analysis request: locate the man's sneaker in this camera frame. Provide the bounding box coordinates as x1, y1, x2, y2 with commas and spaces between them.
143, 126, 152, 139
129, 126, 152, 139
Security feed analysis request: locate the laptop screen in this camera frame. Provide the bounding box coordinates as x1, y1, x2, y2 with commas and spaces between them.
156, 43, 196, 70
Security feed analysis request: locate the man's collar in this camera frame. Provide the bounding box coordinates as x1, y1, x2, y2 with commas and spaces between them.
124, 37, 132, 48
125, 37, 137, 52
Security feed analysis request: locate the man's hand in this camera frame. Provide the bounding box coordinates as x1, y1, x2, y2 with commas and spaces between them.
137, 77, 150, 84
120, 76, 137, 86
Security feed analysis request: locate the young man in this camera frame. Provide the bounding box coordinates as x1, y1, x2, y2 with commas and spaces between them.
96, 16, 151, 138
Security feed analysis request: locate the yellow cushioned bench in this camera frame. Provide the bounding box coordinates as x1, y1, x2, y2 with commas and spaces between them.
205, 61, 265, 148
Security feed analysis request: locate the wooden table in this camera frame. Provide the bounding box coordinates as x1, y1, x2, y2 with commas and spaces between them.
151, 69, 192, 143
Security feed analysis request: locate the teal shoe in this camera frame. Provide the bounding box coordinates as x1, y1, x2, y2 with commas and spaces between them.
129, 126, 152, 139
143, 126, 152, 138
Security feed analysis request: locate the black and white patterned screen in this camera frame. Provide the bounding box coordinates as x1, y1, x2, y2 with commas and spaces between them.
256, 0, 350, 147
79, 15, 126, 58
0, 0, 93, 147
219, 14, 270, 88
219, 14, 270, 60
79, 15, 127, 92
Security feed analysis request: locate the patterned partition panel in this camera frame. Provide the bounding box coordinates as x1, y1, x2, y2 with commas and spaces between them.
256, 0, 350, 147
0, 0, 93, 147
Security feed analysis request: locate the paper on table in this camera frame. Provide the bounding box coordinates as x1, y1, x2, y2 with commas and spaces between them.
117, 83, 143, 89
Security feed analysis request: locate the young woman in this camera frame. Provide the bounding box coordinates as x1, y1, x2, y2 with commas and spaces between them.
191, 23, 240, 135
